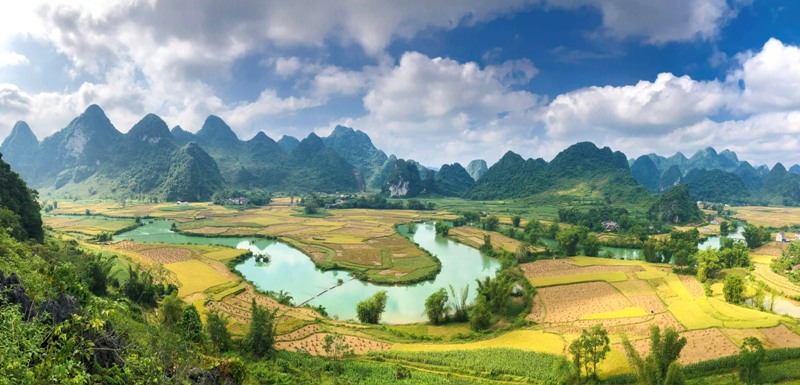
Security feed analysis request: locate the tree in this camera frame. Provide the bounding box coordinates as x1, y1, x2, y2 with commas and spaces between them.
205, 311, 231, 353
475, 273, 515, 314
719, 221, 730, 236
424, 288, 449, 325
738, 337, 765, 385
482, 215, 500, 231
719, 240, 750, 268
304, 200, 319, 215
512, 215, 521, 227
569, 325, 611, 382
469, 297, 492, 331
557, 227, 583, 256
622, 326, 687, 385
449, 284, 469, 322
515, 244, 530, 262
160, 294, 184, 326
743, 225, 769, 249
356, 291, 388, 324
84, 253, 114, 296
695, 249, 723, 282
480, 234, 493, 253
723, 274, 745, 304
434, 222, 450, 236
323, 333, 352, 361
176, 305, 204, 343
582, 234, 601, 257
243, 299, 277, 358
642, 238, 660, 263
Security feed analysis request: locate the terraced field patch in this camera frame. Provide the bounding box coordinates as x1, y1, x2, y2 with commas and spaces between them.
392, 330, 564, 355
44, 215, 138, 236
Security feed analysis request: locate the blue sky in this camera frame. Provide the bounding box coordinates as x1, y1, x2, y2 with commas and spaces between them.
1, 1, 800, 168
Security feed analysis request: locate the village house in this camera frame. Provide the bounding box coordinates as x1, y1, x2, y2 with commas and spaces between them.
602, 220, 618, 232
776, 232, 787, 242
710, 219, 720, 225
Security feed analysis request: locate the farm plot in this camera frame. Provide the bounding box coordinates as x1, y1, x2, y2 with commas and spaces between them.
534, 282, 633, 323
276, 333, 390, 355
392, 330, 564, 355
731, 206, 800, 228
44, 215, 138, 236
448, 226, 523, 252
753, 264, 800, 297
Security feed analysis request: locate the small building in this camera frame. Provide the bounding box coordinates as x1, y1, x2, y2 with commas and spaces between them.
710, 219, 720, 225
602, 220, 618, 232
795, 233, 800, 241
776, 232, 787, 242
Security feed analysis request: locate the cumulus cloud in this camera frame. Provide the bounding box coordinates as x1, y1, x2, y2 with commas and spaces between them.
0, 51, 29, 67
548, 0, 736, 43
541, 38, 800, 166
544, 73, 731, 137
730, 38, 800, 113
344, 52, 544, 165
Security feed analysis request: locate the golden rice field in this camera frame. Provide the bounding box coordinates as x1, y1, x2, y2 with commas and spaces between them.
392, 330, 565, 356
43, 215, 138, 236
448, 225, 523, 253
732, 205, 800, 227
521, 255, 800, 374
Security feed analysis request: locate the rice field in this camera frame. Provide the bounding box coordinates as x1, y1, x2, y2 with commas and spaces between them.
448, 225, 523, 252
43, 215, 138, 236
392, 330, 565, 355
731, 206, 800, 227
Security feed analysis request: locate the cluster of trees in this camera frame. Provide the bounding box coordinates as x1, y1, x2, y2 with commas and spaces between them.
558, 205, 667, 236
212, 188, 273, 206
333, 194, 436, 210
772, 242, 800, 285
743, 224, 772, 249
695, 239, 751, 282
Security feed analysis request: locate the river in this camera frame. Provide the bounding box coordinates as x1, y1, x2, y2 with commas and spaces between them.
117, 221, 500, 323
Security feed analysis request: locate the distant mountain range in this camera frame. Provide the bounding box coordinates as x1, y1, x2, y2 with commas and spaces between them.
630, 147, 800, 205
4, 104, 800, 206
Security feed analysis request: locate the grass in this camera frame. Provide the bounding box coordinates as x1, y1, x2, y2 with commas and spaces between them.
531, 271, 628, 287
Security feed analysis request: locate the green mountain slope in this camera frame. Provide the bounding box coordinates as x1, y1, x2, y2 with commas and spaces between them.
684, 168, 752, 203
435, 163, 475, 197
0, 153, 42, 241
466, 159, 488, 181
630, 155, 660, 192
323, 125, 388, 191
0, 121, 40, 182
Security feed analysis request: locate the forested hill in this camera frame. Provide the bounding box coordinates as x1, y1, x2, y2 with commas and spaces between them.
467, 142, 651, 205
0, 152, 42, 241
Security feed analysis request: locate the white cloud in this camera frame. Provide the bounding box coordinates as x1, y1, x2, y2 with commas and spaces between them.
0, 51, 29, 67
731, 38, 800, 113
346, 52, 543, 165
545, 73, 731, 138
548, 0, 735, 43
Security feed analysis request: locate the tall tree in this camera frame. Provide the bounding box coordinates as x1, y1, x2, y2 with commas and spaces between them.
356, 291, 388, 324
738, 337, 765, 385
205, 311, 231, 353
569, 325, 611, 382
424, 288, 449, 325
623, 326, 687, 385
176, 305, 204, 343
243, 299, 277, 357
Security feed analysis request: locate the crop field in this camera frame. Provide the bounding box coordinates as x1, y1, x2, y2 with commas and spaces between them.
521, 254, 800, 376
753, 264, 800, 297
448, 225, 523, 252
46, 200, 800, 381
43, 215, 138, 236
392, 330, 565, 355
732, 206, 800, 227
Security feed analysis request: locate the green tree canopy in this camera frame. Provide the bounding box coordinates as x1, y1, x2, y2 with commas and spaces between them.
356, 291, 388, 324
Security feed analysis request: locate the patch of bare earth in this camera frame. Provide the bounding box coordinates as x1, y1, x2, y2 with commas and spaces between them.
521, 259, 643, 279
139, 247, 193, 264
760, 324, 800, 348
535, 282, 632, 324
678, 329, 739, 365
275, 333, 390, 355
276, 324, 322, 342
